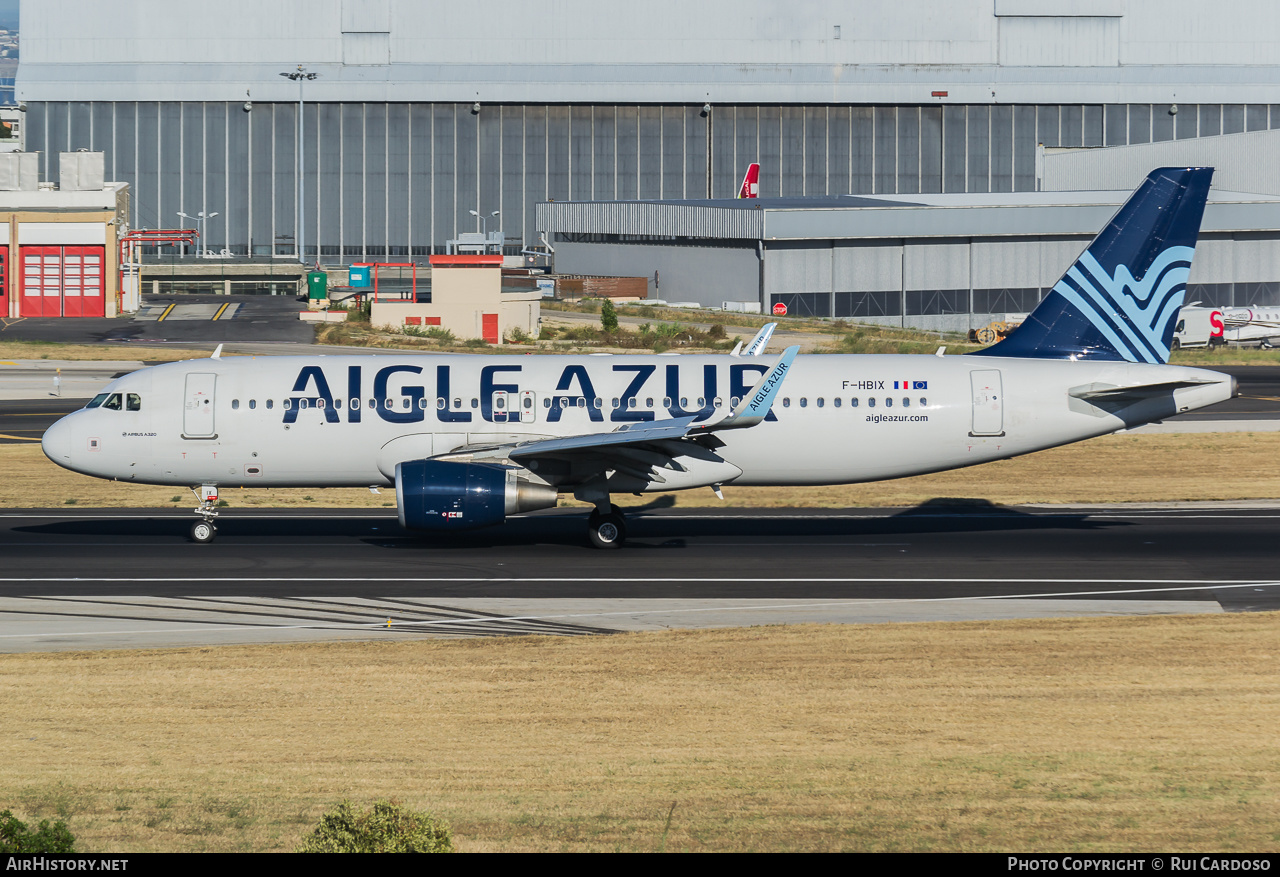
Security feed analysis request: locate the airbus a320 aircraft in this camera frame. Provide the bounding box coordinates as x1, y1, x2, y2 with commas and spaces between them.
42, 167, 1234, 548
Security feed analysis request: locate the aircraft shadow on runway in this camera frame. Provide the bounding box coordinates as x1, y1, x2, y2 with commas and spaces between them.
5, 496, 1129, 549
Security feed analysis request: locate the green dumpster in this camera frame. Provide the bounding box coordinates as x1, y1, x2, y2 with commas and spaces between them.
307, 271, 328, 301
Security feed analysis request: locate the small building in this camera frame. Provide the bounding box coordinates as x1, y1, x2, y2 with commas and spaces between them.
369, 255, 541, 344
0, 151, 126, 318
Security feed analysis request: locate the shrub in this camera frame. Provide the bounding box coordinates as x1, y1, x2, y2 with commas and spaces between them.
0, 810, 75, 853
600, 298, 619, 333
297, 800, 453, 853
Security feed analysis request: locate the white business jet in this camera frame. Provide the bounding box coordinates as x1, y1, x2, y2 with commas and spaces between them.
43, 168, 1235, 548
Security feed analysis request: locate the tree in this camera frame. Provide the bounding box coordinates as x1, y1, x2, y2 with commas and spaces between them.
0, 811, 75, 853
297, 800, 453, 853
600, 298, 619, 333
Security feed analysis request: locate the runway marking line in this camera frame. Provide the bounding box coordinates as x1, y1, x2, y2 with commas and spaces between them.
0, 433, 42, 442
213, 303, 229, 321
0, 580, 1271, 641
156, 304, 176, 321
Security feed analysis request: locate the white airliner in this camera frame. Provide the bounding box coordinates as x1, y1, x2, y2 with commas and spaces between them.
42, 168, 1235, 548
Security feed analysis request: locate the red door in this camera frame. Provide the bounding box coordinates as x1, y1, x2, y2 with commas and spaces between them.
482, 313, 499, 344
21, 246, 105, 317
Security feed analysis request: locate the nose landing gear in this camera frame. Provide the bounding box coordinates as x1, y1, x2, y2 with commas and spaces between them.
190, 484, 220, 544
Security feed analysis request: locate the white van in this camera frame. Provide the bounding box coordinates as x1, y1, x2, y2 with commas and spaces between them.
1172, 305, 1225, 349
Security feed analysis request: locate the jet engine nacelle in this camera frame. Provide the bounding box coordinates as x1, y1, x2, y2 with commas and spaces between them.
395, 459, 558, 531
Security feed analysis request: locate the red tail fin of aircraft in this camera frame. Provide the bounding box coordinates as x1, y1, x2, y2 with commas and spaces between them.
738, 162, 760, 199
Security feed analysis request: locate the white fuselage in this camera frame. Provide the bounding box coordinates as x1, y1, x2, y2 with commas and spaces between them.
41, 353, 1234, 492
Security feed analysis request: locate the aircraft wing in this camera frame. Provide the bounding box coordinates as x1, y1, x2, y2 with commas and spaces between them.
742, 322, 777, 356
506, 346, 798, 472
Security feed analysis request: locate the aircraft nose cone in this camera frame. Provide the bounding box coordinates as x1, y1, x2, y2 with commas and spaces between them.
41, 416, 74, 468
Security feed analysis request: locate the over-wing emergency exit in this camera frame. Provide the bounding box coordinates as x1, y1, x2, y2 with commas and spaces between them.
42, 168, 1235, 548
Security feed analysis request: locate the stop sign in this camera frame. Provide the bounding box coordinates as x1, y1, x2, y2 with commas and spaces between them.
772, 302, 787, 316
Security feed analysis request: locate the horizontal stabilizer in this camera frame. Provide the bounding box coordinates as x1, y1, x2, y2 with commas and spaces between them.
1069, 379, 1216, 402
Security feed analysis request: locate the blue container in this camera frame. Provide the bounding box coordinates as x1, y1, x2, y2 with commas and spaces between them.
349, 265, 371, 288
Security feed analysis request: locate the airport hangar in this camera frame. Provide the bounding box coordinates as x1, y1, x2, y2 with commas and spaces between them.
14, 0, 1280, 327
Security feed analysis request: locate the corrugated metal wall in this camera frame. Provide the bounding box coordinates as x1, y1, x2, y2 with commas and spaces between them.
28, 100, 1278, 257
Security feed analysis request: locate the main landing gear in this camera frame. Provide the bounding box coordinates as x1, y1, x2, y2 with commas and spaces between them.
587, 503, 627, 550
190, 484, 219, 544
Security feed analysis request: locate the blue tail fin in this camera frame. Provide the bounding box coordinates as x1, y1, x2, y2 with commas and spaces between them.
973, 167, 1213, 363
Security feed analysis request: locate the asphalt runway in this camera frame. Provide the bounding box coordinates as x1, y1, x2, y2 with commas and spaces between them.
1, 505, 1278, 652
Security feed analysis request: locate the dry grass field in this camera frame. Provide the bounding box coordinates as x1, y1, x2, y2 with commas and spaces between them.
1, 615, 1279, 852
0, 342, 210, 362
8, 432, 1280, 510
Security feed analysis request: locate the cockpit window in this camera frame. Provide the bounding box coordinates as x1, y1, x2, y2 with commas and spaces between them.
86, 393, 109, 409
126, 394, 142, 411
101, 393, 123, 411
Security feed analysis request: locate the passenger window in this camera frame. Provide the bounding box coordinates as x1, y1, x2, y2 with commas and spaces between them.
697, 397, 705, 407
834, 397, 842, 408
593, 398, 603, 409
249, 399, 256, 410
334, 398, 343, 410
266, 399, 274, 410
730, 397, 740, 407
352, 398, 361, 409
646, 398, 654, 408
575, 398, 584, 408
903, 398, 910, 408
402, 398, 410, 410
417, 398, 427, 409
283, 399, 292, 410
611, 398, 620, 409
782, 397, 790, 408
868, 398, 875, 408
86, 393, 109, 409
369, 399, 376, 409
851, 398, 859, 407
816, 397, 824, 408
102, 393, 122, 411
919, 397, 927, 407
127, 394, 142, 411
713, 397, 722, 408
799, 397, 807, 408
542, 398, 551, 409
663, 397, 672, 407
885, 398, 893, 408
232, 399, 240, 410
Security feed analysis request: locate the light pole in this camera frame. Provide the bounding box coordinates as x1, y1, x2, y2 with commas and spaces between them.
469, 209, 500, 251
177, 210, 218, 258
280, 65, 318, 265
